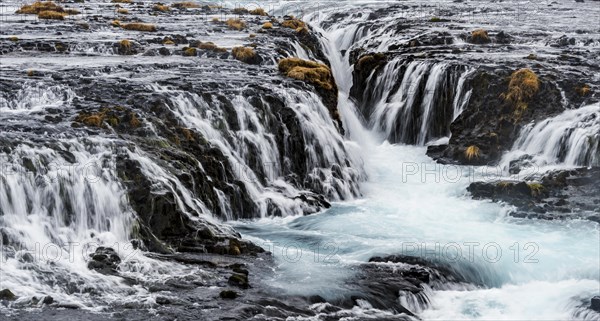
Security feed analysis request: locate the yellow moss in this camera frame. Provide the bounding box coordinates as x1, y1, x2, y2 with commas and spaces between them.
575, 84, 591, 97
262, 22, 273, 29
232, 46, 256, 63
111, 0, 132, 3
226, 18, 246, 30
430, 17, 442, 22
471, 29, 490, 44
172, 2, 199, 8
183, 47, 197, 56
527, 183, 545, 196
501, 68, 540, 117
16, 1, 63, 14
38, 10, 67, 20
464, 145, 481, 160
153, 4, 170, 12
281, 18, 304, 30
117, 8, 129, 14
122, 23, 157, 32
249, 8, 268, 16
162, 38, 175, 45
278, 57, 334, 90
8, 36, 19, 42
497, 181, 513, 189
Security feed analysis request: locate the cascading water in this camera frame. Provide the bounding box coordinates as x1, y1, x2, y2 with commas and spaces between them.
500, 103, 600, 171
231, 4, 600, 320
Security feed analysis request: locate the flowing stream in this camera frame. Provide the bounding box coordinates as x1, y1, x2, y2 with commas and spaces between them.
231, 5, 600, 320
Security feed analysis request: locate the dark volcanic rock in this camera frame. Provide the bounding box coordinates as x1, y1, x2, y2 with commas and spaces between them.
87, 247, 121, 275
468, 168, 600, 221
591, 296, 600, 312
0, 289, 17, 301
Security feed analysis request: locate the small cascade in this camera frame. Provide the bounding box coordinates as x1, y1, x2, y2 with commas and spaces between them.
500, 103, 600, 170
0, 138, 138, 304
367, 59, 470, 145
0, 82, 75, 113
149, 83, 362, 219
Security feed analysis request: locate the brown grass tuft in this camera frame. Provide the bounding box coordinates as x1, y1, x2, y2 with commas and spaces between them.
470, 29, 490, 44
281, 18, 304, 30
464, 145, 481, 160
153, 4, 170, 12
111, 19, 121, 27
232, 46, 256, 63
111, 0, 132, 3
211, 17, 220, 23
16, 1, 63, 14
262, 22, 273, 29
232, 7, 249, 15
8, 36, 19, 42
38, 10, 67, 20
278, 57, 334, 90
575, 84, 591, 97
501, 68, 540, 118
249, 8, 268, 16
117, 8, 129, 14
226, 18, 246, 30
183, 47, 197, 56
121, 23, 157, 32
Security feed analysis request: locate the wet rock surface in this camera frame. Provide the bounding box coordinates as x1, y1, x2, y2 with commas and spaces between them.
468, 168, 600, 221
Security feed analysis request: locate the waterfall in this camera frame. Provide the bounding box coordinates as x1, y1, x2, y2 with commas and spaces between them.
366, 59, 470, 145
500, 103, 600, 171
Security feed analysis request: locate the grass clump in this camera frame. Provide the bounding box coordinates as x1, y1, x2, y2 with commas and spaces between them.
226, 18, 246, 30
153, 4, 170, 12
111, 0, 132, 3
232, 46, 256, 63
430, 17, 442, 22
525, 53, 537, 60
197, 42, 227, 53
527, 183, 545, 197
575, 84, 591, 96
470, 29, 490, 44
8, 36, 19, 42
355, 53, 386, 71
111, 20, 121, 27
278, 57, 334, 90
172, 2, 199, 8
464, 145, 481, 160
501, 68, 540, 118
281, 17, 305, 30
211, 17, 220, 23
122, 23, 157, 32
249, 8, 268, 16
16, 1, 63, 14
38, 10, 67, 20
183, 47, 197, 56
262, 22, 273, 29
162, 38, 175, 45
232, 7, 249, 15
117, 8, 129, 14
